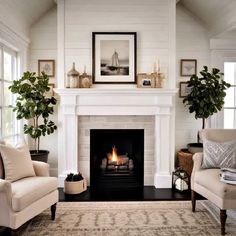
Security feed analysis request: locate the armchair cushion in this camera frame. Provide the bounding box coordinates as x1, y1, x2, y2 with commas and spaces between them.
195, 169, 236, 199
32, 161, 50, 177
202, 139, 236, 169
0, 140, 35, 182
11, 176, 57, 211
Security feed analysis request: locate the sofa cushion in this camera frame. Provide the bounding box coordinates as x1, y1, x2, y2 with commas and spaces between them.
11, 176, 58, 211
0, 140, 35, 182
195, 169, 236, 199
201, 139, 236, 169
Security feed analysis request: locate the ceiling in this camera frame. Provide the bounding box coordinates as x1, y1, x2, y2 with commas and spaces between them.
5, 0, 56, 27
179, 0, 236, 37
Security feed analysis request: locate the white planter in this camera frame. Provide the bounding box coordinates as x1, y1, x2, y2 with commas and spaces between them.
64, 179, 87, 194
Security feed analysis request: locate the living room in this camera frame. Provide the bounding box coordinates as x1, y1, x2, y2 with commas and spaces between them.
0, 0, 236, 235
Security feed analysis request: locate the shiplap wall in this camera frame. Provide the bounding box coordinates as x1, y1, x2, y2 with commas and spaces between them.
175, 4, 210, 151
28, 2, 212, 175
29, 7, 58, 176
64, 0, 173, 85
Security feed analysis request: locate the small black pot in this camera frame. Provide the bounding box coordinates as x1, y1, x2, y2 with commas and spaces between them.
187, 143, 203, 154
30, 150, 49, 163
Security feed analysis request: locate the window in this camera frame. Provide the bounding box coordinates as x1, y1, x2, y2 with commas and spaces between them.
224, 62, 236, 128
0, 44, 20, 138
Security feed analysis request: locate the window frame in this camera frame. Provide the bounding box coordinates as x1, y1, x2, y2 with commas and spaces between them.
223, 61, 236, 129
0, 43, 21, 139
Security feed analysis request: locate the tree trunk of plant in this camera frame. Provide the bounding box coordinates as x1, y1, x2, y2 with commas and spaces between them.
202, 118, 206, 129
197, 118, 206, 143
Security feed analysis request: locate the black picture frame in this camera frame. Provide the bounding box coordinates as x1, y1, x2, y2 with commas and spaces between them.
92, 32, 137, 84
180, 59, 197, 77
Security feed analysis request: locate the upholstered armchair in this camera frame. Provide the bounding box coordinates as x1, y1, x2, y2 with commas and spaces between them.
0, 150, 58, 232
191, 129, 236, 235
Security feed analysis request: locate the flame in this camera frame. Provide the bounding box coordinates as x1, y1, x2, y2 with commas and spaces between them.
111, 146, 118, 162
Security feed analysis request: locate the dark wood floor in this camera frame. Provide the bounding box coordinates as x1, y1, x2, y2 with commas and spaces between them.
59, 186, 204, 201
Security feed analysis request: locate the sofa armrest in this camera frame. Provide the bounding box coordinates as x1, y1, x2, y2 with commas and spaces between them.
0, 179, 12, 206
191, 152, 203, 188
32, 161, 50, 177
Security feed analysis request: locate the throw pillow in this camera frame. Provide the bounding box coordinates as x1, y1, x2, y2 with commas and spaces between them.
201, 139, 236, 169
0, 140, 35, 182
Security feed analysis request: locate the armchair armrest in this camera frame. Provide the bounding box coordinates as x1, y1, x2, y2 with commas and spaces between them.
191, 152, 203, 188
0, 179, 12, 206
32, 161, 50, 177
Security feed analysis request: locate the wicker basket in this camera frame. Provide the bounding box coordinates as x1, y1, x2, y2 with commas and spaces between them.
64, 179, 87, 194
176, 149, 193, 177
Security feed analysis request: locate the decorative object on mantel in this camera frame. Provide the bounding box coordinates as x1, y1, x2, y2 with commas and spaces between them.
38, 60, 55, 77
9, 71, 57, 163
79, 66, 92, 88
64, 173, 87, 194
172, 167, 190, 192
66, 62, 80, 88
180, 59, 197, 77
183, 66, 231, 150
137, 73, 155, 88
92, 32, 137, 84
152, 60, 166, 88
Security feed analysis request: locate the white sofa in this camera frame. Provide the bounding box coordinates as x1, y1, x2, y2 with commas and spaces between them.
0, 155, 58, 232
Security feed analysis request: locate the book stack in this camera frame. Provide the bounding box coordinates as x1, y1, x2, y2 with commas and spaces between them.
220, 168, 236, 185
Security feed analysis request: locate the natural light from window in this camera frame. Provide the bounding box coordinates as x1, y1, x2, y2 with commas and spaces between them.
0, 44, 20, 139
224, 62, 236, 129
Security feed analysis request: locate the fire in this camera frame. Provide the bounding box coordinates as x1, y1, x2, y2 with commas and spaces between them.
111, 146, 118, 162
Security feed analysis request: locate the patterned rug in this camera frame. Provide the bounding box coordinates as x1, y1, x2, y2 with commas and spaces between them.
20, 201, 236, 236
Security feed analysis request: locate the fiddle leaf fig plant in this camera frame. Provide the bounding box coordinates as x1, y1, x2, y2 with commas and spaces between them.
9, 71, 57, 152
183, 66, 230, 130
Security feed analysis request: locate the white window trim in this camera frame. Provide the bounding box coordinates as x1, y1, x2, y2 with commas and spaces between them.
210, 56, 236, 129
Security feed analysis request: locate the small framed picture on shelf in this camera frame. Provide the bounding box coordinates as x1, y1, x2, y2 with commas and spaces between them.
44, 83, 54, 97
180, 59, 197, 76
137, 73, 155, 88
38, 60, 55, 77
179, 82, 191, 98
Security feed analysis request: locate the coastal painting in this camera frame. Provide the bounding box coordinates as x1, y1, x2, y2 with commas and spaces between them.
92, 32, 136, 84
100, 40, 129, 76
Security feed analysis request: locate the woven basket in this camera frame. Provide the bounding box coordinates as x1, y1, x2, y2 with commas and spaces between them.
176, 149, 193, 177
64, 179, 87, 194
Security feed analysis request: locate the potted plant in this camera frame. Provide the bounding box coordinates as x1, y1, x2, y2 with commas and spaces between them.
64, 173, 87, 194
9, 71, 57, 162
183, 66, 230, 152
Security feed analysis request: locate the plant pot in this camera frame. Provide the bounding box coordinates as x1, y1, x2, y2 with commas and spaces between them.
64, 179, 87, 195
30, 150, 49, 163
187, 143, 203, 154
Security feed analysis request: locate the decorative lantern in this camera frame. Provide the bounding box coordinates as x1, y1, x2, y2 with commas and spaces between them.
66, 62, 80, 88
79, 66, 91, 88
172, 167, 190, 192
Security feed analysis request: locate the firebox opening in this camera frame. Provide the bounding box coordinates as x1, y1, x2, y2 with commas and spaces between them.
90, 129, 144, 195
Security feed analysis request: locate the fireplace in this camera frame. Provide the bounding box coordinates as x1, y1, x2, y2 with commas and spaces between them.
90, 129, 144, 194
55, 88, 177, 188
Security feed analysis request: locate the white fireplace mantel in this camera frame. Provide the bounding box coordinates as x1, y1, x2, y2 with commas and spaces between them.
55, 88, 178, 188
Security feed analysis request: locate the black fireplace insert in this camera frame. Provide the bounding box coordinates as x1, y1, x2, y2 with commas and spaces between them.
90, 129, 144, 195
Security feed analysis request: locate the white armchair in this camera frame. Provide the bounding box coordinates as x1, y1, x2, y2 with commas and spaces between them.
191, 129, 236, 235
0, 160, 58, 232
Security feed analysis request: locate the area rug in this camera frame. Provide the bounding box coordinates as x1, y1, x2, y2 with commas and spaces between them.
20, 201, 236, 236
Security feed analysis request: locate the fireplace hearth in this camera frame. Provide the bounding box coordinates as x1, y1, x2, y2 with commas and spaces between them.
90, 129, 144, 194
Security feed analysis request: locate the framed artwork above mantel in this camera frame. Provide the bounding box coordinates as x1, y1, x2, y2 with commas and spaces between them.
92, 32, 137, 84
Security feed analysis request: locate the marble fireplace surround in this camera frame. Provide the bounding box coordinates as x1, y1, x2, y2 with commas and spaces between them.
55, 88, 177, 188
